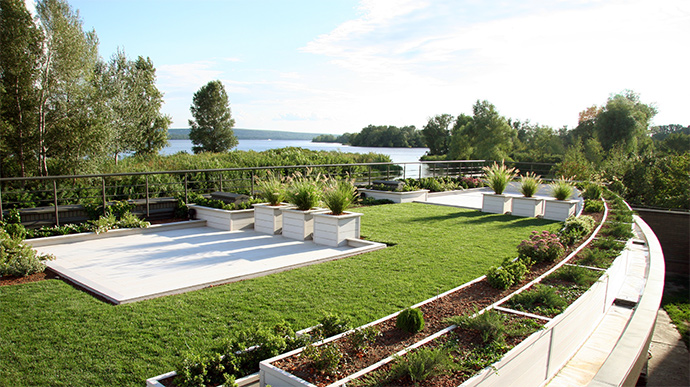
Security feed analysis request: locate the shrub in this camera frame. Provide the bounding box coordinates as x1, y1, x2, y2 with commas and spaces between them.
582, 183, 602, 200
314, 312, 352, 339
560, 215, 596, 245
517, 230, 565, 264
601, 221, 634, 240
286, 172, 322, 210
396, 307, 425, 334
322, 178, 356, 215
584, 199, 605, 213
0, 228, 54, 277
359, 197, 394, 206
486, 265, 513, 290
302, 343, 342, 374
255, 172, 285, 206
505, 259, 528, 283
519, 172, 542, 197
116, 212, 151, 229
459, 176, 482, 189
550, 176, 574, 200
508, 284, 567, 315
452, 309, 507, 344
348, 326, 380, 354
482, 161, 517, 194
548, 265, 601, 287
388, 347, 453, 383
591, 237, 626, 253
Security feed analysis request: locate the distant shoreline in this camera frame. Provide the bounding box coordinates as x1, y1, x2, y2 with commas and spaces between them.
167, 128, 327, 141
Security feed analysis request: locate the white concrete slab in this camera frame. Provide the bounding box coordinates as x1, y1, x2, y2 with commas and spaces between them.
32, 223, 385, 304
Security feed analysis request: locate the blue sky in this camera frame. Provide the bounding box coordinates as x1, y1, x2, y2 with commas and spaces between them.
33, 0, 690, 134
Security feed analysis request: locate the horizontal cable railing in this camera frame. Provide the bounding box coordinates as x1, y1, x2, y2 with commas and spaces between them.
0, 160, 557, 224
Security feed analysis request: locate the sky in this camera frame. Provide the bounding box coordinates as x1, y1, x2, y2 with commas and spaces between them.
29, 0, 690, 134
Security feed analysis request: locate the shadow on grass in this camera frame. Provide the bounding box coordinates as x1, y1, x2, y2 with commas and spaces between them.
409, 209, 559, 228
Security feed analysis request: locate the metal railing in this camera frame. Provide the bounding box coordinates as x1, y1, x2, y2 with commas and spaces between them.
0, 160, 557, 224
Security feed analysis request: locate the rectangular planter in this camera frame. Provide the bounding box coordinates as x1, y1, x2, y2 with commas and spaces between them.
543, 199, 578, 221
511, 197, 545, 218
482, 193, 512, 214
358, 189, 429, 203
281, 208, 328, 241
253, 203, 293, 235
312, 212, 363, 247
188, 204, 254, 231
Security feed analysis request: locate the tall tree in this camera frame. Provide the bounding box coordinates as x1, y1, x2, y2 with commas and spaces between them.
188, 80, 237, 153
0, 0, 43, 177
130, 56, 170, 156
422, 114, 453, 156
594, 90, 657, 153
448, 100, 516, 161
36, 0, 100, 175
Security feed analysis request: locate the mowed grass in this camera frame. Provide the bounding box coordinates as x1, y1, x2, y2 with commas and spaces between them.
0, 203, 559, 386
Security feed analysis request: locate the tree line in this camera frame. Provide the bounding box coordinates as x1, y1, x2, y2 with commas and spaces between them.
313, 125, 425, 148
0, 0, 170, 178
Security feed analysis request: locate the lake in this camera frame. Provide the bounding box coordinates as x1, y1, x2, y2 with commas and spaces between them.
163, 139, 429, 164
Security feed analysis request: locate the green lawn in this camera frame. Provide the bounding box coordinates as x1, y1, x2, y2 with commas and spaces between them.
0, 203, 559, 386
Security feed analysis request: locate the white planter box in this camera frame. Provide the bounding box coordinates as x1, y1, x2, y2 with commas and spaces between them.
253, 203, 293, 235
146, 371, 259, 387
482, 193, 512, 214
511, 197, 545, 218
359, 189, 429, 203
312, 212, 363, 247
281, 208, 328, 241
543, 199, 578, 221
188, 204, 254, 231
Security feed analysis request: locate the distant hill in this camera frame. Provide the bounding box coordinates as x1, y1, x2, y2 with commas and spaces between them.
168, 128, 328, 141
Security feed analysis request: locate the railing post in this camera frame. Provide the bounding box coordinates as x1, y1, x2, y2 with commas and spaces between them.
368, 166, 372, 186
419, 164, 422, 179
0, 181, 3, 222
386, 165, 390, 180
145, 176, 150, 218
403, 164, 406, 179
101, 177, 107, 215
219, 172, 223, 192
53, 180, 59, 227
184, 173, 188, 203
250, 170, 255, 195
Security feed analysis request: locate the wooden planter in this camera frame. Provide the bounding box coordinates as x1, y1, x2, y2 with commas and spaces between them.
511, 197, 545, 218
543, 199, 578, 221
358, 189, 429, 203
187, 204, 254, 231
482, 193, 513, 214
281, 208, 328, 241
252, 203, 293, 235
312, 211, 363, 247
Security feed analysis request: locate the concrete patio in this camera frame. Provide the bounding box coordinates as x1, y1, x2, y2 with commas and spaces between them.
27, 221, 385, 304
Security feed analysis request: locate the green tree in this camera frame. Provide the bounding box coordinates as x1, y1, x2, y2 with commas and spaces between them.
594, 90, 657, 153
189, 80, 237, 153
422, 114, 453, 156
0, 0, 43, 177
448, 100, 516, 161
36, 0, 101, 175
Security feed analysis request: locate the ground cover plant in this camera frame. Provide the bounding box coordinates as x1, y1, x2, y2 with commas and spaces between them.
0, 203, 559, 387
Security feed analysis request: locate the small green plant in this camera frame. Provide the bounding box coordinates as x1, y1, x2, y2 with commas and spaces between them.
451, 309, 507, 344
314, 312, 352, 339
548, 265, 601, 287
396, 307, 425, 334
559, 215, 596, 245
550, 176, 574, 200
591, 236, 626, 253
302, 343, 342, 374
0, 228, 54, 277
482, 161, 517, 195
359, 197, 394, 206
106, 200, 136, 218
519, 172, 542, 197
576, 247, 612, 268
286, 172, 323, 210
116, 212, 151, 229
486, 258, 527, 290
388, 347, 454, 383
347, 326, 380, 354
601, 221, 634, 240
584, 199, 605, 213
322, 178, 356, 215
517, 230, 565, 264
255, 172, 285, 206
508, 284, 567, 316
582, 183, 602, 200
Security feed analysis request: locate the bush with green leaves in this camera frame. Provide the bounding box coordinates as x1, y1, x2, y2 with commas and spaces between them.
482, 161, 517, 194
314, 312, 352, 339
359, 197, 394, 206
507, 284, 567, 316
322, 178, 356, 215
549, 176, 574, 200
519, 172, 542, 197
517, 230, 565, 264
301, 343, 342, 374
388, 347, 454, 383
347, 326, 381, 354
451, 309, 507, 344
396, 307, 425, 334
486, 258, 527, 290
582, 183, 602, 200
0, 228, 54, 277
584, 199, 605, 213
286, 172, 323, 210
559, 215, 596, 246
